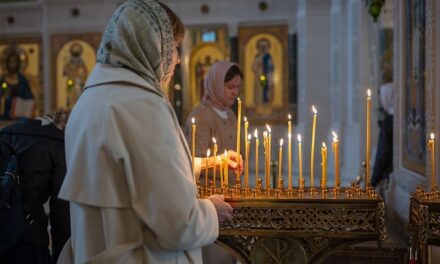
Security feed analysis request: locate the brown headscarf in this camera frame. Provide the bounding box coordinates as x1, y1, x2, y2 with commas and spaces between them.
202, 61, 239, 111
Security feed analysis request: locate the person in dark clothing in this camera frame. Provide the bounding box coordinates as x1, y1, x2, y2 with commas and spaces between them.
0, 109, 70, 264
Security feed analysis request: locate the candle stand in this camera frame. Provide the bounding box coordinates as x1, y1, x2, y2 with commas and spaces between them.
199, 185, 386, 264
409, 186, 440, 264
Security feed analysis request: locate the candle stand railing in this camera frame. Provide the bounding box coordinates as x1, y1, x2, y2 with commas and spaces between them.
198, 183, 386, 264
409, 186, 440, 264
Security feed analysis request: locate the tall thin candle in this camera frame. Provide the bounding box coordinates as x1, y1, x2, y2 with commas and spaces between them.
429, 133, 436, 188
366, 89, 371, 188
298, 134, 303, 182
245, 134, 251, 188
311, 106, 317, 187
278, 138, 284, 180
254, 129, 259, 186
332, 131, 340, 188
236, 98, 242, 177
288, 114, 292, 189
205, 149, 210, 188
321, 142, 327, 189
212, 138, 218, 188
191, 118, 196, 182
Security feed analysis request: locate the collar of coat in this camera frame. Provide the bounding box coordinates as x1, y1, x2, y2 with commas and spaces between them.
84, 63, 165, 98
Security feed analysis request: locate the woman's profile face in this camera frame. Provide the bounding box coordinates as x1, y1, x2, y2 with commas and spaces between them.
223, 75, 241, 107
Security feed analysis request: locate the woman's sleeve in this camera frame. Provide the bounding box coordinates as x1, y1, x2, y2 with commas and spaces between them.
110, 97, 218, 251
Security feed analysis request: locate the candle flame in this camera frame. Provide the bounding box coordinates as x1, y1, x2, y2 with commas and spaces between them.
288, 133, 291, 140
207, 149, 211, 157
248, 134, 252, 141
332, 131, 338, 140
288, 114, 291, 120
237, 97, 241, 102
191, 117, 195, 124
367, 89, 371, 97
266, 124, 271, 133
431, 133, 435, 140
224, 150, 227, 156
297, 134, 302, 142
244, 116, 247, 123
322, 142, 326, 148
212, 137, 217, 144
254, 129, 258, 138
263, 131, 268, 138
280, 138, 284, 147
312, 105, 317, 114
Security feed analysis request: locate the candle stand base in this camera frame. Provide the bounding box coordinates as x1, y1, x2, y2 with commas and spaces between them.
210, 188, 385, 264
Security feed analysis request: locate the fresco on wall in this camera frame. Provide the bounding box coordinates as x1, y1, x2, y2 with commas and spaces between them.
52, 33, 101, 110
239, 25, 288, 124
0, 40, 41, 123
403, 0, 426, 175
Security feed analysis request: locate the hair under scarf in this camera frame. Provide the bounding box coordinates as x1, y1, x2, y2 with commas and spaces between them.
202, 61, 239, 111
96, 0, 174, 95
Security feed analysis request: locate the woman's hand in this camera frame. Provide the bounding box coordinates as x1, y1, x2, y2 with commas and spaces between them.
207, 194, 233, 222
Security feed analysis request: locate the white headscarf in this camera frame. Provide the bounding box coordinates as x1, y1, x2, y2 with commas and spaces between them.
202, 61, 239, 111
96, 0, 174, 96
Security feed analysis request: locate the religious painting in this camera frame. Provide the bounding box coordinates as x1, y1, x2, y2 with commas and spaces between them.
403, 0, 426, 174
239, 25, 288, 124
51, 33, 101, 110
0, 38, 41, 123
186, 26, 229, 108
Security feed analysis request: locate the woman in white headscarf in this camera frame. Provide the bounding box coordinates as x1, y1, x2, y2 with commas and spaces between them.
58, 1, 238, 263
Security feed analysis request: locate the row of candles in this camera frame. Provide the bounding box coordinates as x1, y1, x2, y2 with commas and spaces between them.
191, 90, 438, 192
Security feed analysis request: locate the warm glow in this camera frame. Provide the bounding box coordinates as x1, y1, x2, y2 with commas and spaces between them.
288, 114, 291, 120
260, 75, 266, 81
297, 134, 302, 142
367, 89, 371, 97
288, 133, 291, 140
254, 129, 258, 138
244, 116, 247, 123
212, 137, 217, 144
266, 124, 271, 133
207, 149, 211, 157
67, 79, 74, 86
322, 142, 326, 148
191, 118, 195, 124
280, 138, 284, 147
263, 131, 268, 138
237, 97, 241, 102
312, 105, 317, 114
332, 131, 338, 141
1, 82, 7, 89
431, 133, 435, 140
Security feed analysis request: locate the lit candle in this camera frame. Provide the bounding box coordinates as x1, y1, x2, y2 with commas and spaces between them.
321, 142, 327, 189
218, 156, 223, 188
311, 106, 317, 187
332, 131, 340, 188
191, 118, 196, 182
254, 129, 259, 186
428, 133, 436, 188
278, 138, 284, 180
205, 149, 210, 188
244, 117, 249, 153
236, 98, 242, 177
263, 131, 269, 188
212, 138, 218, 188
223, 150, 229, 188
288, 114, 292, 189
366, 89, 371, 188
266, 124, 272, 188
298, 134, 303, 181
245, 134, 251, 188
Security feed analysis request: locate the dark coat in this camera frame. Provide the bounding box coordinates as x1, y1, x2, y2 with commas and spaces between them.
0, 118, 69, 263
